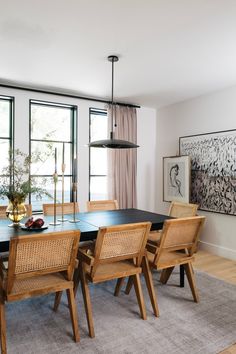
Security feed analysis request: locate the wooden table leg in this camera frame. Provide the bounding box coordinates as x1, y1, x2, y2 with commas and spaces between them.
180, 265, 185, 287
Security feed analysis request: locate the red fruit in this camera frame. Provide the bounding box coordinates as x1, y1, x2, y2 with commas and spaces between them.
25, 217, 34, 228
32, 218, 44, 228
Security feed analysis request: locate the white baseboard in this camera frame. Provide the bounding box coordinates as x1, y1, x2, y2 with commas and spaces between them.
199, 240, 236, 261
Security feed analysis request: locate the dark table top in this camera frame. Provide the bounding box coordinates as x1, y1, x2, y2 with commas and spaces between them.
0, 209, 171, 251
78, 208, 171, 231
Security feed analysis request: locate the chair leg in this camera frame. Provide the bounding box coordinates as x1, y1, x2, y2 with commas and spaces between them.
53, 291, 63, 312
183, 263, 199, 303
114, 277, 125, 297
133, 274, 147, 320
53, 267, 80, 312
0, 298, 6, 354
73, 268, 80, 297
66, 288, 80, 342
79, 265, 95, 338
142, 256, 159, 317
160, 267, 175, 284
125, 276, 134, 295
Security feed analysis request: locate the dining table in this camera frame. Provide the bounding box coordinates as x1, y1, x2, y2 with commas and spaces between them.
0, 208, 185, 286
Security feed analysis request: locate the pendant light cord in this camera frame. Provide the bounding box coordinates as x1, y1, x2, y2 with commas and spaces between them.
108, 55, 119, 139
111, 58, 116, 132
111, 58, 114, 134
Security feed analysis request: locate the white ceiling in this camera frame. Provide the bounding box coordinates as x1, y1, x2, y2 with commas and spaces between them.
1, 0, 236, 108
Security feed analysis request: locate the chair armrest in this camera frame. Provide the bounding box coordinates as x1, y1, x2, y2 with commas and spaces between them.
74, 258, 79, 268
0, 257, 7, 284
146, 242, 158, 254
78, 249, 94, 266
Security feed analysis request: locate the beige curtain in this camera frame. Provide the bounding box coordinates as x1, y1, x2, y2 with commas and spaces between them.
107, 105, 137, 208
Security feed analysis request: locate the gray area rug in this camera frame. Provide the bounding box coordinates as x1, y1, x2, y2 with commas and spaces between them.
6, 270, 236, 354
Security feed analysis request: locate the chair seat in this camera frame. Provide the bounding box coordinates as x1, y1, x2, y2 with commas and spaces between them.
147, 250, 194, 269
147, 230, 162, 246
85, 260, 142, 283
5, 273, 73, 301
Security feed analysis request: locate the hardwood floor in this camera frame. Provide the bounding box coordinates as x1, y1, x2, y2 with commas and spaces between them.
194, 250, 236, 354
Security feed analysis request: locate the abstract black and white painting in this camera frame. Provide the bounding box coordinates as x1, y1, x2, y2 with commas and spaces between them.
163, 156, 190, 203
179, 130, 236, 215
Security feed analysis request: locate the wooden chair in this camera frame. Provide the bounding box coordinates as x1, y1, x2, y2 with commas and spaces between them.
148, 201, 199, 246
55, 222, 152, 338
87, 199, 119, 212
43, 202, 79, 216
0, 204, 32, 219
0, 230, 81, 353
125, 216, 205, 304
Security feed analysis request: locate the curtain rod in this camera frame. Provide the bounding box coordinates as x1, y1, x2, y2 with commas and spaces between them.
0, 83, 140, 109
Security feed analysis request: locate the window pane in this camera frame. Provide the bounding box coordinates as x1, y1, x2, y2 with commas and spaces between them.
0, 140, 10, 172
31, 176, 71, 211
90, 114, 108, 141
30, 101, 76, 212
0, 100, 10, 138
90, 148, 107, 175
90, 176, 108, 200
0, 198, 8, 206
31, 104, 71, 141
0, 97, 12, 205
31, 141, 71, 176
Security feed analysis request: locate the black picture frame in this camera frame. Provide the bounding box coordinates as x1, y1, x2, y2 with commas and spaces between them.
163, 155, 191, 203
179, 129, 236, 215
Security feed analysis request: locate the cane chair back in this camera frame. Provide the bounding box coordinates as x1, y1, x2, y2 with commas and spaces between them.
43, 202, 79, 216
0, 204, 32, 219
89, 222, 151, 278
87, 199, 119, 212
151, 216, 205, 268
169, 201, 198, 218
0, 206, 7, 218
147, 201, 198, 245
6, 230, 80, 295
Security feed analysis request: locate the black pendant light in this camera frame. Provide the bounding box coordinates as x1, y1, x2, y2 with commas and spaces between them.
89, 55, 139, 149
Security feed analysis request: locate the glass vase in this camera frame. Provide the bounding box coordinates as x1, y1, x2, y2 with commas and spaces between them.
6, 200, 26, 227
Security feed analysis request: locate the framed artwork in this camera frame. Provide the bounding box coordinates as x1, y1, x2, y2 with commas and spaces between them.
179, 129, 236, 215
163, 155, 191, 203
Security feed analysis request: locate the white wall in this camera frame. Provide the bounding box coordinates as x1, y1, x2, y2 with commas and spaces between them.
157, 86, 236, 260
0, 86, 157, 212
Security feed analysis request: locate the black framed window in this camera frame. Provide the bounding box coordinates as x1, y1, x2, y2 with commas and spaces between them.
29, 100, 77, 211
89, 108, 108, 200
0, 95, 14, 205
